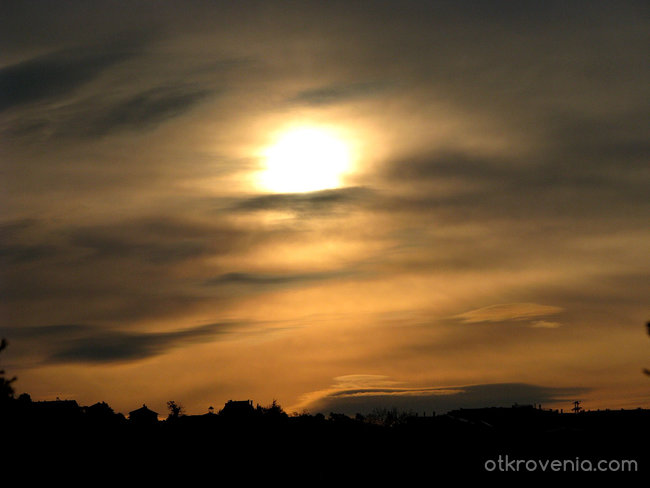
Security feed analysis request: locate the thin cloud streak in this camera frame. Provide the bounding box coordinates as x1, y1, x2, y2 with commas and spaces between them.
0, 42, 142, 112
205, 269, 359, 288
231, 187, 374, 215
83, 86, 215, 137
453, 303, 564, 324
288, 81, 390, 106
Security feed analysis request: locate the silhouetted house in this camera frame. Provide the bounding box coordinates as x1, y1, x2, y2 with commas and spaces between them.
84, 401, 114, 417
33, 399, 79, 410
129, 404, 159, 424
31, 399, 82, 421
219, 400, 255, 418
84, 401, 124, 425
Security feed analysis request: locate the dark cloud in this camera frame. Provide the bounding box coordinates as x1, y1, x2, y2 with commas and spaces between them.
0, 216, 262, 325
67, 217, 248, 264
289, 81, 389, 106
0, 216, 245, 268
544, 111, 650, 170
233, 187, 373, 214
0, 218, 39, 237
206, 269, 357, 288
85, 86, 214, 137
379, 142, 649, 223
309, 383, 589, 416
0, 219, 57, 265
384, 151, 505, 184
70, 230, 208, 264
0, 321, 241, 364
0, 244, 58, 265
0, 43, 140, 112
386, 144, 646, 194
4, 81, 220, 142
2, 323, 89, 339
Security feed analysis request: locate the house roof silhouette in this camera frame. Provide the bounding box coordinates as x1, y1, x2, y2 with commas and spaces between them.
220, 399, 255, 417
128, 404, 159, 422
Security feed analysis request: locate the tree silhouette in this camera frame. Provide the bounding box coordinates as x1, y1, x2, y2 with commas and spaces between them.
166, 400, 184, 420
258, 399, 287, 419
365, 407, 413, 427
0, 338, 17, 402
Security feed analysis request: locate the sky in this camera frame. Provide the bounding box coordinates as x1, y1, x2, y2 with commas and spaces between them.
1, 0, 648, 417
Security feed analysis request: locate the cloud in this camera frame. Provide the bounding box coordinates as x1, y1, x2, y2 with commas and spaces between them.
379, 145, 649, 223
84, 86, 214, 137
453, 303, 564, 324
1, 321, 244, 364
232, 187, 373, 215
530, 320, 562, 329
289, 81, 389, 106
0, 243, 58, 265
5, 82, 218, 141
205, 269, 356, 288
0, 219, 58, 265
332, 375, 399, 388
0, 215, 283, 325
0, 42, 140, 112
67, 217, 249, 263
0, 218, 39, 237
297, 378, 587, 416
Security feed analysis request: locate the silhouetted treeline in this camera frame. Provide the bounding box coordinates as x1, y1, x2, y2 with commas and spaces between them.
0, 339, 16, 402
3, 393, 649, 478
2, 338, 649, 480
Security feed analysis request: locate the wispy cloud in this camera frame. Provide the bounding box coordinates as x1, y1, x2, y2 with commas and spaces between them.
289, 81, 390, 106
84, 86, 214, 137
232, 187, 373, 215
2, 321, 247, 365
0, 42, 141, 112
530, 320, 562, 329
66, 217, 250, 263
453, 303, 564, 324
205, 269, 357, 288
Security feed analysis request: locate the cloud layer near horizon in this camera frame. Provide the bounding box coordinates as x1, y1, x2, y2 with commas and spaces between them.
295, 375, 589, 415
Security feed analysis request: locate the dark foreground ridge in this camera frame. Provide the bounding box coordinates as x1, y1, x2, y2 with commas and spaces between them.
2, 336, 649, 480
2, 395, 648, 481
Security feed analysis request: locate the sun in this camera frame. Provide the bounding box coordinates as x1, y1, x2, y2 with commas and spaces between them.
257, 127, 353, 193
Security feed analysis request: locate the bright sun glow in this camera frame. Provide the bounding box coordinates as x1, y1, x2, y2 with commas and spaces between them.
258, 127, 352, 193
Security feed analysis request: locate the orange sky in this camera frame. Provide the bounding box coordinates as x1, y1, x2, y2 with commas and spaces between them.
1, 1, 649, 417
